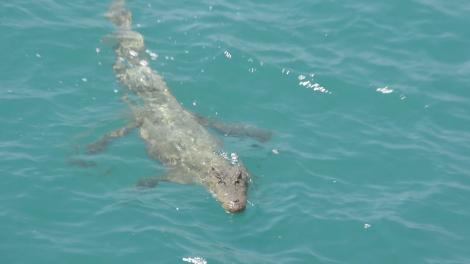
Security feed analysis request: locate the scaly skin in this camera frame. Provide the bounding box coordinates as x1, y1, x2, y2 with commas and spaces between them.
105, 0, 249, 213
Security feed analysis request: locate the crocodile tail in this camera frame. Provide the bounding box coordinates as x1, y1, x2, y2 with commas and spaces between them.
105, 0, 132, 30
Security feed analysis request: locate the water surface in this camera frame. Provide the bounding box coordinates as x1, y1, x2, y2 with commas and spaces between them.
1, 1, 470, 263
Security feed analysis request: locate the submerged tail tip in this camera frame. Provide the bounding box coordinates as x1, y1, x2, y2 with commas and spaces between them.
105, 0, 132, 28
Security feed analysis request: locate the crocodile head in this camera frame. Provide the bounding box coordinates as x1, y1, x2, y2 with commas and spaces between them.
208, 163, 250, 213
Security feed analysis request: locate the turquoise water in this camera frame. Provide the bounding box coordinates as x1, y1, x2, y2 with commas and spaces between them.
1, 0, 470, 263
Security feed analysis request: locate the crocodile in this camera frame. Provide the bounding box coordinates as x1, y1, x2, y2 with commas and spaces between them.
88, 0, 271, 213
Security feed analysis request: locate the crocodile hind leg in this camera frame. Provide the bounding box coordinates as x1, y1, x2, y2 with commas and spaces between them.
194, 114, 272, 142
87, 120, 142, 154
87, 94, 145, 154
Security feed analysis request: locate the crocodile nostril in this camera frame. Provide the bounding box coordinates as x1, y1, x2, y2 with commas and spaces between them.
224, 199, 246, 213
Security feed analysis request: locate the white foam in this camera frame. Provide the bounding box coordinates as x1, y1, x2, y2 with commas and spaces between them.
182, 257, 207, 264
376, 86, 393, 94
230, 152, 239, 165
298, 78, 329, 93
129, 50, 138, 57
224, 50, 232, 59
145, 49, 158, 60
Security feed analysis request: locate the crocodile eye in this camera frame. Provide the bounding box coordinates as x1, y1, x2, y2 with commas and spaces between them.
234, 171, 243, 185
